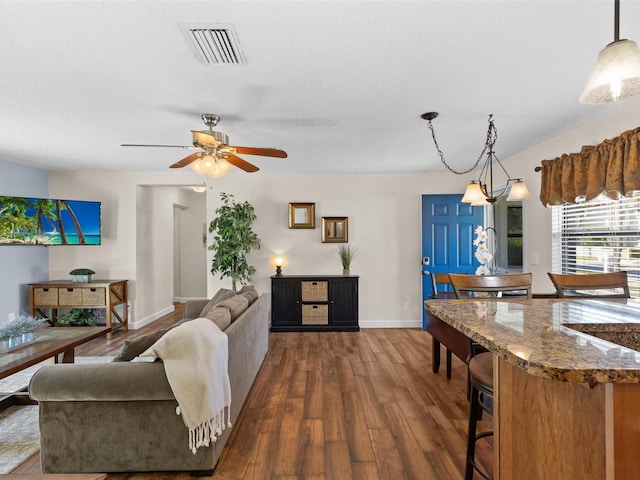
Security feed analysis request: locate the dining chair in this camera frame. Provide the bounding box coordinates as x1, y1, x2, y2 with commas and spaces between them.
430, 273, 457, 379
547, 271, 630, 298
448, 272, 532, 480
448, 272, 533, 299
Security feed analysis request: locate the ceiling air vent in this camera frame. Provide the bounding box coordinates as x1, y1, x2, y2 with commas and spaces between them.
182, 24, 246, 65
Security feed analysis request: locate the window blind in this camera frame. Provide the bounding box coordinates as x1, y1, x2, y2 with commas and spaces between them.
552, 194, 640, 297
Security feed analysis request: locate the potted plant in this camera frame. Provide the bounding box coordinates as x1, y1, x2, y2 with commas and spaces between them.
209, 192, 261, 291
0, 315, 48, 352
338, 244, 357, 276
70, 268, 95, 283
57, 309, 95, 326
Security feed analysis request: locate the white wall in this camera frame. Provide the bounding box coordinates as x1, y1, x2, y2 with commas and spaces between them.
0, 159, 49, 321
43, 101, 640, 328
177, 189, 207, 299
48, 170, 207, 327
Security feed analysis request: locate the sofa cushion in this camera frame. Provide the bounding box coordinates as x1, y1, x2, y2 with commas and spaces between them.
112, 328, 171, 362
239, 289, 259, 305
199, 288, 237, 317
217, 295, 249, 321
204, 306, 232, 331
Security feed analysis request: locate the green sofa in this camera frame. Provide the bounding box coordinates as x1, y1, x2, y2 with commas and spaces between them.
29, 292, 269, 474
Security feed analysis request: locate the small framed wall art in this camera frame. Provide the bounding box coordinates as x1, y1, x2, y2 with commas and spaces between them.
322, 217, 348, 243
289, 202, 315, 229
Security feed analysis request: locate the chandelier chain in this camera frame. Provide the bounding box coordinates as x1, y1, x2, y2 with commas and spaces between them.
426, 116, 496, 175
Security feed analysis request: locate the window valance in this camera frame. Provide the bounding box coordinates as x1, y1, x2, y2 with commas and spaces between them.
539, 126, 640, 206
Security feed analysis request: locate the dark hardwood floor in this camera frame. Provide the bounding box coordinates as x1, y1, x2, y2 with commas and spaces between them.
12, 306, 492, 479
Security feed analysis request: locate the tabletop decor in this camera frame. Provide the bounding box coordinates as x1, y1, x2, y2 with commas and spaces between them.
338, 244, 357, 276
0, 315, 48, 353
70, 268, 95, 283
473, 226, 493, 275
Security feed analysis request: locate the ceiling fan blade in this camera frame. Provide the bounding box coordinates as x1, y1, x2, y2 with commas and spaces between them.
121, 144, 196, 149
170, 152, 202, 169
225, 154, 259, 173
191, 131, 220, 146
234, 146, 288, 158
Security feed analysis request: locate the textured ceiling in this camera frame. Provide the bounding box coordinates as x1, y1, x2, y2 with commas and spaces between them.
1, 0, 639, 174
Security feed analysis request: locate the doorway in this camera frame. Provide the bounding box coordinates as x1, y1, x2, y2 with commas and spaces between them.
421, 194, 484, 328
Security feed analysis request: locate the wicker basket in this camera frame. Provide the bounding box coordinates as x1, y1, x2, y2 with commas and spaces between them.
34, 288, 58, 306
301, 281, 328, 302
302, 304, 329, 325
83, 287, 106, 306
58, 287, 83, 305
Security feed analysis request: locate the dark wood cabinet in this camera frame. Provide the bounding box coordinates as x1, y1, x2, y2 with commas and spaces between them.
270, 275, 359, 332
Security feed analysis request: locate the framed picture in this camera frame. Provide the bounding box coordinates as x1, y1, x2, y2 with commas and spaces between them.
322, 217, 348, 243
288, 203, 315, 229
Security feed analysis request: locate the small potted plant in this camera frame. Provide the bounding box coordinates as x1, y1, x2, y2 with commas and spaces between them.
338, 244, 357, 276
70, 268, 95, 283
57, 309, 95, 327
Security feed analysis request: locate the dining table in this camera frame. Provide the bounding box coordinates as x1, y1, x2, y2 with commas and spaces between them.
424, 296, 640, 480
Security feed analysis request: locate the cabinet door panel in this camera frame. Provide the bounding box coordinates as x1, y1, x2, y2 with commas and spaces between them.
330, 278, 358, 326
271, 279, 301, 325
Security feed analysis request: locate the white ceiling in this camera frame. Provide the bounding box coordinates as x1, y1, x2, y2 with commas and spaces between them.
1, 0, 640, 175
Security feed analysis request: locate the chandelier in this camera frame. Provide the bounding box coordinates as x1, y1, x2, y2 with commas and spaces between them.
421, 112, 531, 205
580, 0, 640, 104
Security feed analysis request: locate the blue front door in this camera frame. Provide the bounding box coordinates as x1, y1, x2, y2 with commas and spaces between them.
421, 194, 484, 329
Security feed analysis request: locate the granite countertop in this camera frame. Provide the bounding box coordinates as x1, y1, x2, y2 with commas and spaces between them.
424, 297, 640, 386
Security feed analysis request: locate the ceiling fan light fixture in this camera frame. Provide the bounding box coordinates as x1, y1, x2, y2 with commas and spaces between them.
190, 155, 234, 178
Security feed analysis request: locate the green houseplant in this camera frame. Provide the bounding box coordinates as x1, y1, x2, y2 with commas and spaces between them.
338, 244, 357, 276
209, 192, 261, 291
57, 308, 95, 326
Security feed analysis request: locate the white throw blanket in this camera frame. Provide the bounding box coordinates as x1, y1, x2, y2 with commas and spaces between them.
139, 317, 232, 453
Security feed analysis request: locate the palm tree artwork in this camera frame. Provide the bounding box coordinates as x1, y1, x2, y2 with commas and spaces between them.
0, 196, 92, 245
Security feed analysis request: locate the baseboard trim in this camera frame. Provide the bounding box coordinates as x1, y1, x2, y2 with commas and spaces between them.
129, 305, 175, 330
359, 319, 422, 329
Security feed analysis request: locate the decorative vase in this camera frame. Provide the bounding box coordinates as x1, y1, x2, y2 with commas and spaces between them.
343, 268, 350, 276
71, 274, 91, 283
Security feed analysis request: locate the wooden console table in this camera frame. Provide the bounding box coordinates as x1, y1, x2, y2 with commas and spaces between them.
29, 280, 128, 338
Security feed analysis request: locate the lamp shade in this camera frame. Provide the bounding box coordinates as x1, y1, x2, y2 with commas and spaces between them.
506, 180, 532, 201
461, 182, 488, 204
580, 39, 640, 104
190, 155, 234, 177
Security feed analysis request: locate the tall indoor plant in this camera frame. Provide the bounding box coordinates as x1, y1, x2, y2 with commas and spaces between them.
209, 192, 261, 291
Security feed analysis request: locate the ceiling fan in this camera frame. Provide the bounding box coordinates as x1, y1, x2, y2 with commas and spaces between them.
121, 114, 288, 176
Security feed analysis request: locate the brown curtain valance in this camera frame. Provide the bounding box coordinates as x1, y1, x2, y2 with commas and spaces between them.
539, 126, 640, 206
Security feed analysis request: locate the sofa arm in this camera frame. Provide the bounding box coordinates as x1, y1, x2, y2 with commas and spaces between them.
183, 298, 209, 319
29, 361, 175, 402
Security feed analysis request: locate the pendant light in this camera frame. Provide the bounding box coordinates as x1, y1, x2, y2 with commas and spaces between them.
580, 0, 640, 104
422, 112, 531, 204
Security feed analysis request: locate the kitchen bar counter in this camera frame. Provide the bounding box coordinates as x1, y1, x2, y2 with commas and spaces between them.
424, 297, 640, 386
424, 297, 640, 480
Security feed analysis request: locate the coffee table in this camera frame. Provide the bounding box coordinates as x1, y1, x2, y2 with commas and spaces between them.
0, 326, 110, 409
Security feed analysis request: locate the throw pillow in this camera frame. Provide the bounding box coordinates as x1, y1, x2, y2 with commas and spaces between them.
217, 295, 249, 321
240, 285, 255, 293
239, 289, 259, 305
112, 328, 171, 362
199, 288, 237, 317
204, 306, 232, 331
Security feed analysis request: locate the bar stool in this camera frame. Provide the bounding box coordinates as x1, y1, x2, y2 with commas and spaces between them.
448, 273, 533, 480
465, 351, 493, 480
